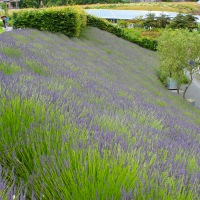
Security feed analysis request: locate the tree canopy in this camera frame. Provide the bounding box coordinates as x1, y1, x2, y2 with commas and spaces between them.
157, 29, 200, 98
169, 13, 198, 31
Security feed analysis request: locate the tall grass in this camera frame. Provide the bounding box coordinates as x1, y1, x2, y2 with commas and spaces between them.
0, 27, 200, 199
82, 2, 200, 15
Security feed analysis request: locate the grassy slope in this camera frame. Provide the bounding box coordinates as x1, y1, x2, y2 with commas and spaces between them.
81, 2, 200, 15
9, 2, 200, 15
0, 27, 200, 199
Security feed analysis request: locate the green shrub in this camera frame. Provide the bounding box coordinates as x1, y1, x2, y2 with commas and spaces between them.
157, 68, 169, 85
0, 27, 3, 34
1, 3, 8, 15
87, 15, 157, 51
157, 68, 189, 87
0, 20, 2, 26
13, 7, 87, 37
87, 15, 123, 36
7, 15, 13, 26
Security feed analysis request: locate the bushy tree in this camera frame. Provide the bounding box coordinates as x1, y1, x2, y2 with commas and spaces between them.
156, 14, 171, 28
143, 13, 157, 29
169, 14, 198, 31
1, 3, 8, 15
157, 29, 200, 99
19, 0, 38, 8
143, 13, 171, 29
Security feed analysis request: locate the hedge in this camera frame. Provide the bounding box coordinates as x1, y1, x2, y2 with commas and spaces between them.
13, 7, 87, 37
87, 15, 157, 51
12, 9, 157, 50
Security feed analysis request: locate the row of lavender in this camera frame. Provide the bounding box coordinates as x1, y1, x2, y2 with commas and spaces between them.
0, 28, 200, 199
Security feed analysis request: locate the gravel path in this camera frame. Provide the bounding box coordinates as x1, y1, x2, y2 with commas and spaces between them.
2, 27, 13, 31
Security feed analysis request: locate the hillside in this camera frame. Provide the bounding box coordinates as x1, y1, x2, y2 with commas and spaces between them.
0, 27, 200, 199
82, 2, 200, 15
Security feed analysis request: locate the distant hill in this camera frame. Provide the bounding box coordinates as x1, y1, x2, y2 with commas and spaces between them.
0, 27, 200, 199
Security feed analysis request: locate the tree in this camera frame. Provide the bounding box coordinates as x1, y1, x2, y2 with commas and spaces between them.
19, 0, 38, 8
169, 13, 198, 31
143, 13, 157, 29
156, 14, 171, 28
182, 32, 200, 99
1, 3, 8, 16
157, 29, 200, 99
157, 29, 188, 93
184, 14, 198, 31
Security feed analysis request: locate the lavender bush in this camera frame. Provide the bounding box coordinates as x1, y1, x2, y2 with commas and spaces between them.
0, 27, 200, 199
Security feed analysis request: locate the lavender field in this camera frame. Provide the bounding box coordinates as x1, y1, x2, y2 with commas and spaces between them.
0, 27, 200, 199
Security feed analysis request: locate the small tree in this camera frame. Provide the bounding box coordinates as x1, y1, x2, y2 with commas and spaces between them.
1, 3, 8, 16
169, 13, 198, 31
184, 14, 198, 31
117, 20, 129, 28
143, 13, 157, 29
157, 29, 200, 99
156, 14, 171, 28
182, 33, 200, 99
157, 29, 187, 93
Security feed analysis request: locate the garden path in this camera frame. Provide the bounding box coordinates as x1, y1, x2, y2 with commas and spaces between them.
2, 27, 13, 31
179, 73, 200, 109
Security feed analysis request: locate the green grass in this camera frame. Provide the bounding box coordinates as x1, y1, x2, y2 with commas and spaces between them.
82, 2, 200, 15
0, 94, 139, 199
26, 60, 50, 76
0, 27, 4, 34
0, 62, 21, 75
1, 47, 22, 58
0, 27, 200, 199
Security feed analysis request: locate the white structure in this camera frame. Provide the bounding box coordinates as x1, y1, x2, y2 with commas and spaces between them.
85, 9, 200, 23
0, 0, 20, 9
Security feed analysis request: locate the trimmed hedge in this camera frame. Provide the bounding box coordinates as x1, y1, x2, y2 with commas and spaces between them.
13, 7, 87, 37
87, 15, 157, 51
12, 9, 157, 49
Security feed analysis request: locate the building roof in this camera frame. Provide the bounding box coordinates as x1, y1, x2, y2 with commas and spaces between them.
85, 9, 200, 22
0, 0, 20, 2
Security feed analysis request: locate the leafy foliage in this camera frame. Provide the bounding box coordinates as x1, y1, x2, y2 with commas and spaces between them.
87, 15, 157, 51
157, 29, 200, 96
143, 13, 158, 28
169, 13, 198, 31
13, 7, 87, 37
1, 3, 8, 15
156, 13, 171, 28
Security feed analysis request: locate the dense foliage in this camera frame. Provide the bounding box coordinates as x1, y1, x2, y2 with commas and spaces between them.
1, 3, 8, 15
169, 13, 198, 31
87, 15, 158, 50
143, 13, 171, 29
13, 7, 87, 37
157, 29, 200, 97
119, 13, 199, 30
0, 27, 200, 199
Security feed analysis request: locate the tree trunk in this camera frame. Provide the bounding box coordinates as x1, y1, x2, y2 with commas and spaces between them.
183, 71, 193, 100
